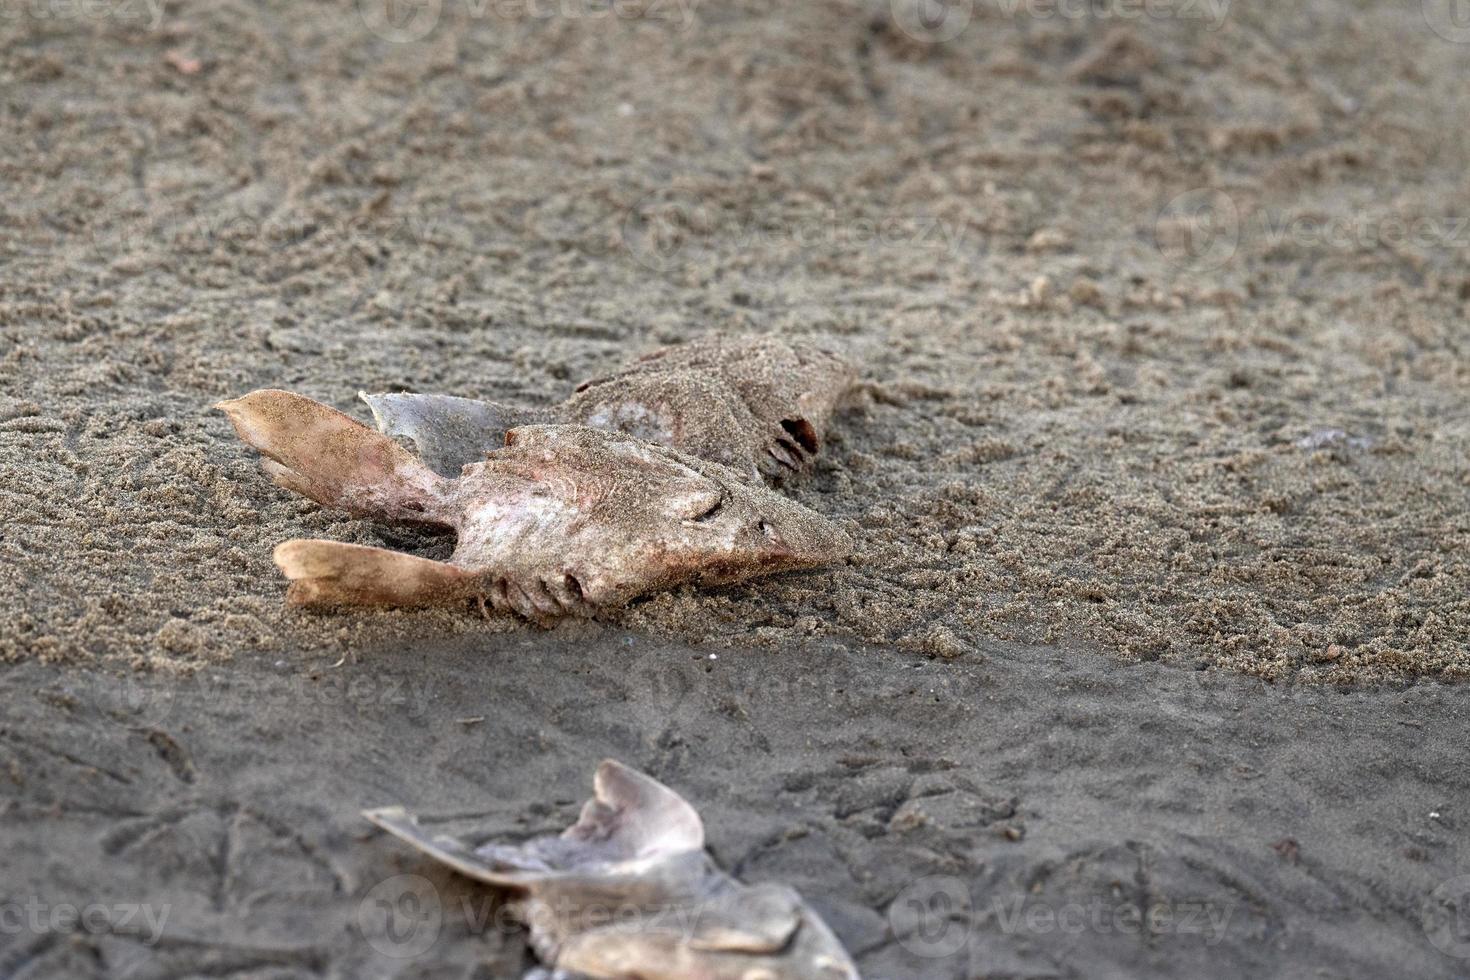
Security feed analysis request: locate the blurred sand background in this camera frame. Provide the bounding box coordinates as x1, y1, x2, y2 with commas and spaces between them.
1, 0, 1468, 977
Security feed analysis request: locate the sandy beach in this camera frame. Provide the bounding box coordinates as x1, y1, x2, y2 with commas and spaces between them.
1, 0, 1468, 976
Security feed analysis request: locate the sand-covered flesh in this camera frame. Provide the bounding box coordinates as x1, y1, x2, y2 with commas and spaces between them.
1, 2, 1468, 978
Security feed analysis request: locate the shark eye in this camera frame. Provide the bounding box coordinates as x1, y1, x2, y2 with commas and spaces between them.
672, 484, 726, 522
692, 493, 725, 522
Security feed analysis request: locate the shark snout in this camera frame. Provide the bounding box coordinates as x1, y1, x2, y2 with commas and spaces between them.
560, 472, 852, 607
767, 516, 851, 567
752, 498, 852, 570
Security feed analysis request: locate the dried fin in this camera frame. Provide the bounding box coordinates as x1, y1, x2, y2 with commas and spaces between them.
364, 762, 863, 979
216, 389, 449, 524
362, 805, 542, 888
363, 761, 704, 886
274, 539, 479, 608
361, 391, 556, 477
464, 759, 705, 877
562, 759, 705, 863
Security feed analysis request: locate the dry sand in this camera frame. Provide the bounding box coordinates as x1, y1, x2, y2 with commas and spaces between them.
1, 0, 1468, 977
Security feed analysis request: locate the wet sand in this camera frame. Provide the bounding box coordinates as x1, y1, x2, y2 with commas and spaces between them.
3, 636, 1467, 977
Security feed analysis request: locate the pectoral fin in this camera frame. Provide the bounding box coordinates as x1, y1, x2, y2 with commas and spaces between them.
274, 539, 479, 608
560, 759, 705, 862
470, 759, 704, 878
362, 761, 705, 887
361, 391, 557, 477
217, 389, 450, 524
362, 805, 545, 888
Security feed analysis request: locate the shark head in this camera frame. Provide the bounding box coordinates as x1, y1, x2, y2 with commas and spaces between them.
465, 425, 853, 611
218, 390, 850, 618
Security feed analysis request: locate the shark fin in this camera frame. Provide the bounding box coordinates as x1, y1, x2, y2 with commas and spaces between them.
362, 761, 705, 888
360, 391, 556, 477
562, 759, 705, 862
361, 805, 546, 887
274, 540, 478, 608
217, 389, 450, 524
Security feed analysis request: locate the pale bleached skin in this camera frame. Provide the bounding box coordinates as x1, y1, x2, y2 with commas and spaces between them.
364, 760, 861, 980
361, 334, 857, 485
216, 390, 851, 619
